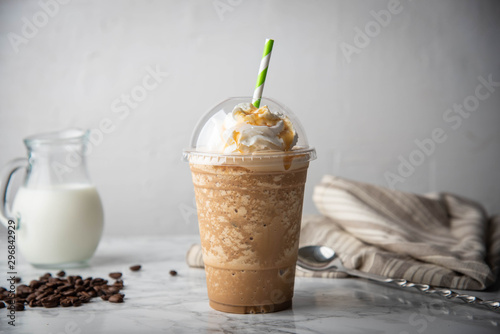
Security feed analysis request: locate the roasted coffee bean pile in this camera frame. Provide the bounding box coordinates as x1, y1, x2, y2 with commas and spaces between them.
0, 267, 141, 311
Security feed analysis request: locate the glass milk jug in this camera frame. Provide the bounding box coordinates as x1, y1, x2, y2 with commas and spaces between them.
0, 129, 104, 268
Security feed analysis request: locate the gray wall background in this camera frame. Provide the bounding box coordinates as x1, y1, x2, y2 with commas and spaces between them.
0, 0, 499, 236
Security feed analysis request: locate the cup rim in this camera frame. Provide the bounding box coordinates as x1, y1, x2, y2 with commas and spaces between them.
24, 128, 88, 146
183, 146, 317, 166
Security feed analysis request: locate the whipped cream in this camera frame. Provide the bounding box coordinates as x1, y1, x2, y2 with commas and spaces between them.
197, 103, 298, 154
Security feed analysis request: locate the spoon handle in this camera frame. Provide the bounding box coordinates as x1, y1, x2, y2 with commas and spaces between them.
381, 278, 500, 312
302, 265, 500, 312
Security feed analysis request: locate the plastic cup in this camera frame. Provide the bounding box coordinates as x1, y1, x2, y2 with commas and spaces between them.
183, 97, 316, 313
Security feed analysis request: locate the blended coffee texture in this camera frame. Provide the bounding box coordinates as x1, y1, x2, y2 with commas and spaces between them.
190, 162, 308, 313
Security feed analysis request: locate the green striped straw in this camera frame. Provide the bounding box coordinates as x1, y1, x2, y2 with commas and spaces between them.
252, 39, 274, 108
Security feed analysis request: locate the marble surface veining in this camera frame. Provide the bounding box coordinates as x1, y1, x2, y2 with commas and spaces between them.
1, 235, 499, 334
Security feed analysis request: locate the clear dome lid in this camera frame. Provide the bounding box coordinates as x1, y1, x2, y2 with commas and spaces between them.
183, 97, 316, 167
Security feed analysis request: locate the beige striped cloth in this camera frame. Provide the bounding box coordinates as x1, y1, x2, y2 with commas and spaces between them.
186, 175, 500, 290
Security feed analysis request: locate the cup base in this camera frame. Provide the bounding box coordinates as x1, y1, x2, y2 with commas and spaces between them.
31, 260, 89, 270
209, 299, 292, 314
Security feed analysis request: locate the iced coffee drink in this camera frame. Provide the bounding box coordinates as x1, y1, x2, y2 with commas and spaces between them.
184, 97, 315, 313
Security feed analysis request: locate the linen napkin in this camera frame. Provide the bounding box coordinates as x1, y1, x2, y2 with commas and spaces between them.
186, 175, 500, 290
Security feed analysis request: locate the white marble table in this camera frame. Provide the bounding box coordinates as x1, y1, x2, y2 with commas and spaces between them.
1, 235, 499, 334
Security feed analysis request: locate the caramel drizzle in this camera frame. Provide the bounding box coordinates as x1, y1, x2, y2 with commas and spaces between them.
226, 105, 295, 152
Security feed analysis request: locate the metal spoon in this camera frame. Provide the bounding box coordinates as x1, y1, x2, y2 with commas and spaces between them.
297, 245, 500, 312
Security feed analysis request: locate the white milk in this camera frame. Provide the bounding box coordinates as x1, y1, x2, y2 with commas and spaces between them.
11, 184, 104, 266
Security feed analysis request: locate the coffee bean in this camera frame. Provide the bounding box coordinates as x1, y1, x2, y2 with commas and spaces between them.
48, 277, 62, 284
129, 265, 141, 271
47, 294, 61, 303
14, 277, 21, 283
16, 284, 32, 297
113, 283, 124, 290
15, 303, 25, 311
169, 270, 178, 276
108, 294, 124, 303
39, 296, 49, 303
38, 285, 49, 292
29, 280, 42, 289
56, 271, 66, 277
36, 291, 51, 301
79, 291, 91, 298
60, 299, 72, 307
79, 295, 90, 303
100, 295, 109, 301
91, 278, 107, 286
62, 289, 76, 296
26, 293, 37, 302
107, 286, 121, 294
0, 301, 5, 309
42, 299, 58, 308
109, 272, 122, 280
72, 299, 82, 307
56, 284, 72, 293
113, 279, 124, 287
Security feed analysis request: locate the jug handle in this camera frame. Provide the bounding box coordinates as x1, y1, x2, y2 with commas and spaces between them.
0, 158, 28, 228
